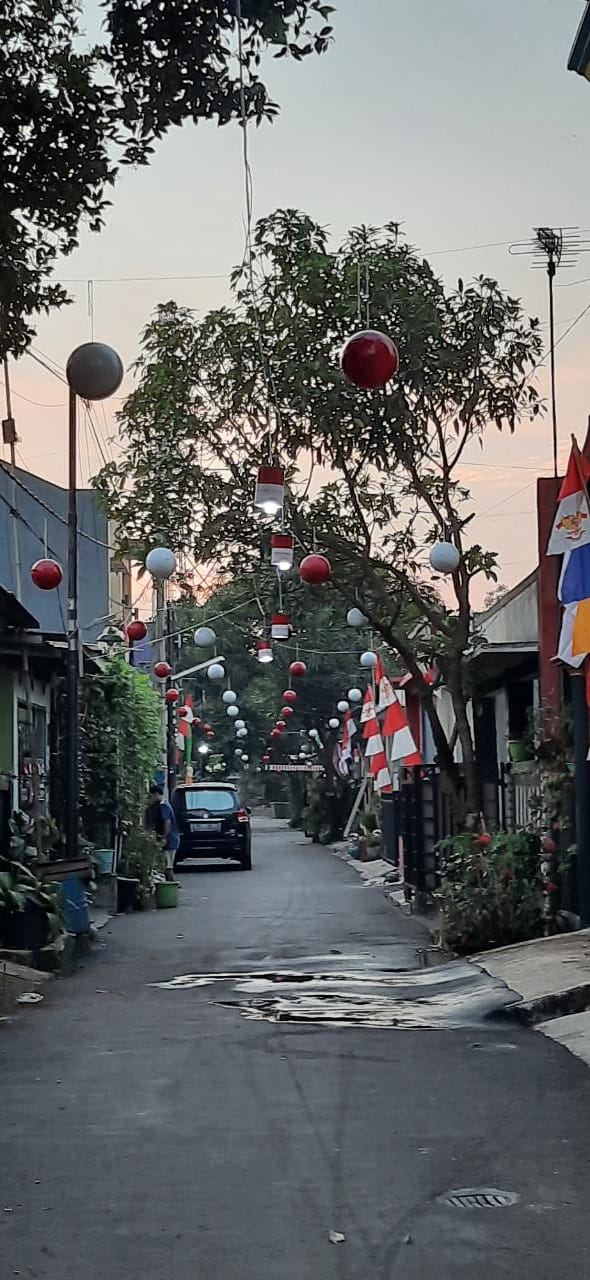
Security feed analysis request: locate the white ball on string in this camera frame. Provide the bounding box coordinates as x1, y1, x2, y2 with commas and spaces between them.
207, 662, 225, 681
237, 727, 248, 739
241, 755, 249, 763
328, 718, 340, 729
235, 719, 245, 730
429, 541, 460, 574
145, 547, 176, 580
347, 607, 367, 628
226, 705, 239, 718
348, 687, 363, 704
235, 748, 243, 757
222, 689, 237, 705
337, 700, 349, 714
194, 625, 216, 647
360, 651, 377, 669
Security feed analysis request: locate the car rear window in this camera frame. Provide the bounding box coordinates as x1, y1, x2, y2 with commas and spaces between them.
182, 789, 237, 812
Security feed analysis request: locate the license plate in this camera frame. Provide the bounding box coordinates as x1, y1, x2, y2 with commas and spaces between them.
191, 821, 220, 833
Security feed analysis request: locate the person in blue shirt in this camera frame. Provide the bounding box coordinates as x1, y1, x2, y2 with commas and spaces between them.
147, 784, 180, 881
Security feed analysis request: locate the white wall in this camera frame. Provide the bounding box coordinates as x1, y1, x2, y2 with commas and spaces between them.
479, 575, 538, 647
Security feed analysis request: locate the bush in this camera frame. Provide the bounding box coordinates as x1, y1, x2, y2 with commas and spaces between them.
438, 830, 543, 955
119, 830, 164, 909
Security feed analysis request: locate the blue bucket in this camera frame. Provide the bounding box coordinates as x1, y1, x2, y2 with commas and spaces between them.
95, 848, 115, 876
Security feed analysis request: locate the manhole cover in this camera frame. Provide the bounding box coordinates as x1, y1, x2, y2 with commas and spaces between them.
438, 1188, 519, 1209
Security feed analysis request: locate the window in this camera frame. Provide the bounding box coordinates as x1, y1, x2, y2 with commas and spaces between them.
18, 703, 47, 815
183, 789, 236, 813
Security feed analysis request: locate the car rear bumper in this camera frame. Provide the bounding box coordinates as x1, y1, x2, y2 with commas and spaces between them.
177, 836, 249, 859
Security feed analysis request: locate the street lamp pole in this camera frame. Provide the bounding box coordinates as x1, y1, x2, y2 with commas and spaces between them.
64, 343, 124, 862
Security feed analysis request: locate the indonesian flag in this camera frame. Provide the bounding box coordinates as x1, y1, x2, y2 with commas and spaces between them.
365, 729, 385, 759
547, 443, 590, 555
341, 710, 356, 753
383, 693, 422, 764
369, 749, 392, 792
362, 712, 379, 741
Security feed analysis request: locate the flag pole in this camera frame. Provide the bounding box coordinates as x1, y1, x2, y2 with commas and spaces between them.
569, 433, 590, 924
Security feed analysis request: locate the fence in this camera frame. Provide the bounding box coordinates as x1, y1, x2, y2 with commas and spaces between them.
385, 766, 465, 902
499, 763, 541, 831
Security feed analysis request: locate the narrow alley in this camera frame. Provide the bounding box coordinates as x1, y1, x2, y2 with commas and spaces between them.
2, 822, 590, 1279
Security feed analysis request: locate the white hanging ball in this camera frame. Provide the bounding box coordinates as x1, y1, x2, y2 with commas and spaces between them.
207, 662, 225, 681
222, 689, 237, 705
360, 651, 378, 669
235, 748, 243, 757
241, 755, 249, 763
328, 718, 340, 730
347, 607, 367, 628
308, 728, 319, 739
235, 719, 246, 730
429, 541, 460, 574
194, 625, 216, 647
237, 727, 248, 739
226, 705, 239, 719
348, 687, 363, 704
145, 547, 177, 580
337, 700, 349, 714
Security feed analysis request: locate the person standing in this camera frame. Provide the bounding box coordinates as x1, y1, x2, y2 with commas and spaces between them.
147, 784, 180, 881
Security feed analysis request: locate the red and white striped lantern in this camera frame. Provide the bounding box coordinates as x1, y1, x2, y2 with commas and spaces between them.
254, 466, 285, 516
271, 612, 290, 640
257, 639, 273, 664
271, 532, 294, 570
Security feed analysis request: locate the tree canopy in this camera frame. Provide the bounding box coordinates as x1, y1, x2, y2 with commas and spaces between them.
96, 210, 543, 810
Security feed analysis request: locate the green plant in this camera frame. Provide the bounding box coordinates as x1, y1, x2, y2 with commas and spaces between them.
119, 830, 164, 908
0, 862, 64, 944
438, 830, 543, 955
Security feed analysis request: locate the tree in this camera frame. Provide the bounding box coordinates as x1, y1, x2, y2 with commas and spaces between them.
95, 211, 543, 815
1, 3, 333, 358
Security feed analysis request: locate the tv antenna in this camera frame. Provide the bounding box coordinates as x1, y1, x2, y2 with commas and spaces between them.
509, 227, 590, 478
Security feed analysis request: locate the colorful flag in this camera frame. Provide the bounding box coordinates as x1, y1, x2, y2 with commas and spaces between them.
547, 443, 590, 555
556, 602, 586, 667
559, 543, 590, 603
572, 597, 590, 657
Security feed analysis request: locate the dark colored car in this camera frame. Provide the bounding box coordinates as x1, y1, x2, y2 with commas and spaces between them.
172, 783, 252, 870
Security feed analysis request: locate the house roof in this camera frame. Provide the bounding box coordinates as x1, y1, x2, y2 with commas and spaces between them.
0, 584, 39, 630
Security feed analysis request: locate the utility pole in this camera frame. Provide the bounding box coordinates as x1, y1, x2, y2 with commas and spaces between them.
166, 599, 176, 798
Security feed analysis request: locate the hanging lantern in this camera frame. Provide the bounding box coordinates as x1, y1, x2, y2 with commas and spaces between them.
257, 639, 273, 664
346, 607, 367, 628
299, 554, 331, 586
289, 660, 307, 678
153, 660, 171, 680
276, 720, 287, 731
271, 612, 290, 640
31, 558, 63, 591
337, 700, 349, 714
254, 465, 285, 516
237, 727, 248, 739
222, 689, 237, 705
235, 719, 246, 730
270, 728, 281, 740
226, 705, 239, 719
271, 532, 294, 570
126, 619, 147, 643
340, 330, 399, 389
262, 754, 271, 764
145, 547, 177, 580
429, 541, 460, 574
360, 651, 377, 669
328, 718, 340, 729
207, 662, 225, 681
165, 688, 179, 704
179, 706, 189, 719
348, 687, 363, 703
194, 625, 216, 648
282, 689, 297, 704
281, 706, 294, 718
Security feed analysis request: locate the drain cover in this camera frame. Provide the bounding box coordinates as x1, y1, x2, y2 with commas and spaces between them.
438, 1188, 519, 1209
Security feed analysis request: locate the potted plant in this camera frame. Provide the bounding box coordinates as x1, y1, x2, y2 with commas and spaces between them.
0, 862, 64, 951
118, 830, 164, 910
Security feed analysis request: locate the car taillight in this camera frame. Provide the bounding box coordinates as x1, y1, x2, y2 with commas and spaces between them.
237, 808, 249, 823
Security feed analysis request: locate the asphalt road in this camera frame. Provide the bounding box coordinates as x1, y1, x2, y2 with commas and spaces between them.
2, 822, 590, 1278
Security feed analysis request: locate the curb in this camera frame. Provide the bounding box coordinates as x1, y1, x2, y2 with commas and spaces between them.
506, 982, 590, 1027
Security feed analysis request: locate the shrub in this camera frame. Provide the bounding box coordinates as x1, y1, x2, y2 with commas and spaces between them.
438, 830, 543, 954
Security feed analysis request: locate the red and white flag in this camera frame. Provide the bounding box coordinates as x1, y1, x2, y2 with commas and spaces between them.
375, 655, 397, 711
383, 693, 422, 764
547, 443, 590, 555
360, 689, 376, 724
369, 749, 392, 792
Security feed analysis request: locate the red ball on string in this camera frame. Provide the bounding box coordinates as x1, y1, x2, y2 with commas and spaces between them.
206, 729, 215, 739
165, 688, 179, 704
153, 661, 171, 680
289, 660, 307, 678
340, 329, 399, 390
126, 619, 147, 643
31, 558, 63, 591
282, 689, 297, 704
281, 706, 294, 718
276, 720, 287, 731
203, 723, 213, 734
262, 754, 271, 764
178, 706, 189, 719
193, 716, 202, 727
299, 554, 331, 586
270, 728, 281, 739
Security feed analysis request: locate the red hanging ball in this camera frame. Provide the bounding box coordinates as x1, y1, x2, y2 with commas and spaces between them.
203, 723, 213, 733
270, 728, 281, 739
289, 660, 307, 678
262, 754, 271, 764
340, 329, 399, 390
178, 706, 189, 719
165, 688, 179, 704
153, 661, 171, 680
282, 689, 297, 704
206, 729, 215, 739
126, 619, 147, 643
299, 553, 331, 586
31, 558, 63, 591
276, 720, 287, 731
281, 706, 294, 718
193, 716, 202, 727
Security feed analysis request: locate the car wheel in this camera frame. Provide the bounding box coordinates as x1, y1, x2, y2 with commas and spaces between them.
239, 841, 252, 871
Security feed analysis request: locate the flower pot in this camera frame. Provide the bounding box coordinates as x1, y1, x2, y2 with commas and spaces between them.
508, 739, 530, 764
117, 876, 139, 913
155, 881, 179, 910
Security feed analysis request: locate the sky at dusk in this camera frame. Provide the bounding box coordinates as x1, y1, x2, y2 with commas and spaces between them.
6, 0, 590, 604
